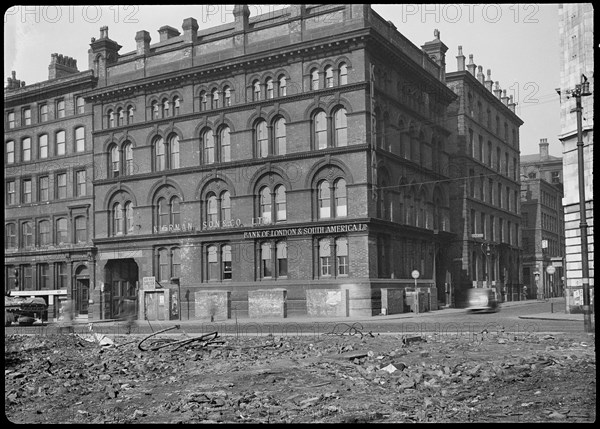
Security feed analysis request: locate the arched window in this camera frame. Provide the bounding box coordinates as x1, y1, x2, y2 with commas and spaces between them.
113, 202, 123, 235
75, 127, 85, 152
219, 126, 231, 162
253, 80, 261, 101
221, 191, 231, 222
325, 65, 333, 88
173, 96, 180, 116
266, 78, 274, 99
127, 105, 134, 124
314, 110, 327, 150
278, 75, 287, 96
255, 120, 268, 158
259, 187, 272, 223
202, 129, 215, 164
171, 196, 181, 226
110, 144, 120, 178
123, 142, 133, 175
311, 68, 319, 90
117, 108, 124, 126
108, 109, 115, 128
212, 89, 219, 109
275, 185, 286, 221
223, 86, 231, 107
154, 136, 166, 171
274, 117, 286, 155
207, 193, 218, 224
339, 63, 348, 85
169, 134, 180, 169
333, 108, 347, 147
158, 198, 169, 229
125, 201, 134, 233
318, 180, 331, 219
199, 91, 208, 111
152, 101, 159, 119
162, 98, 170, 117
334, 178, 347, 217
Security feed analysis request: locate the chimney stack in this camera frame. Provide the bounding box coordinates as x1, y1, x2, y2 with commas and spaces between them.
539, 138, 549, 160
158, 25, 180, 42
135, 30, 151, 55
501, 89, 509, 105
48, 53, 79, 79
477, 65, 485, 83
182, 17, 198, 42
493, 81, 502, 99
456, 45, 465, 71
484, 69, 493, 91
508, 95, 516, 112
466, 54, 476, 76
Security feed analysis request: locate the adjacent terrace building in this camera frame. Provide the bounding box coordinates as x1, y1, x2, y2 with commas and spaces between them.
445, 48, 524, 305
84, 4, 458, 321
4, 57, 96, 319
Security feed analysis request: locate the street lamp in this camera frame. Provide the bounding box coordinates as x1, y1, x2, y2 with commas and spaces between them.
565, 74, 592, 333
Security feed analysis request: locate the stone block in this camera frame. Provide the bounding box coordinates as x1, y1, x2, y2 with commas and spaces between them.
248, 289, 287, 318
306, 289, 349, 317
194, 290, 231, 321
380, 288, 404, 315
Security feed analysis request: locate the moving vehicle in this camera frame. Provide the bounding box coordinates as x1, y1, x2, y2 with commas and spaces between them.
5, 295, 48, 325
465, 288, 500, 313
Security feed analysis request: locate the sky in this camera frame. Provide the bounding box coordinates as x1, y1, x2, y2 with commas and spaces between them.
4, 4, 562, 157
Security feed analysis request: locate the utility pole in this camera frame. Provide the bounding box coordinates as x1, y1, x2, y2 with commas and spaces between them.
566, 74, 592, 333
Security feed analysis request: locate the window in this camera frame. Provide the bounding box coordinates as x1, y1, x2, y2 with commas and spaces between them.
266, 78, 274, 99
38, 264, 49, 289
319, 238, 331, 276
314, 111, 327, 150
278, 75, 287, 96
202, 129, 215, 164
173, 96, 180, 116
76, 96, 85, 114
257, 240, 289, 279
274, 118, 286, 156
156, 195, 181, 230
261, 242, 273, 278
311, 68, 319, 90
219, 126, 231, 162
162, 98, 170, 117
325, 65, 333, 87
113, 202, 123, 235
339, 63, 348, 85
211, 89, 219, 109
23, 108, 31, 125
22, 222, 33, 247
56, 131, 66, 155
110, 144, 120, 177
127, 105, 134, 124
7, 181, 16, 205
207, 245, 218, 281
23, 265, 32, 289
333, 108, 347, 147
39, 134, 48, 158
57, 99, 65, 118
169, 134, 180, 169
108, 110, 115, 128
117, 108, 124, 126
158, 248, 169, 283
172, 247, 181, 279
223, 86, 231, 107
75, 216, 87, 243
75, 127, 85, 152
5, 224, 16, 249
125, 202, 134, 233
56, 262, 67, 289
318, 180, 331, 219
7, 141, 15, 163
152, 101, 159, 119
75, 170, 86, 197
22, 179, 32, 203
253, 80, 261, 101
200, 91, 208, 111
39, 176, 49, 201
155, 136, 166, 171
207, 193, 218, 225
220, 191, 231, 223
222, 245, 232, 280
336, 237, 348, 275
8, 111, 15, 128
551, 171, 561, 184
56, 173, 67, 199
259, 187, 272, 223
335, 179, 347, 217
124, 142, 133, 175
37, 220, 49, 245
256, 120, 268, 158
22, 138, 31, 162
40, 104, 48, 122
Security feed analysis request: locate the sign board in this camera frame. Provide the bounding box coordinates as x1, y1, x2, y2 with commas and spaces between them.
471, 233, 483, 239
143, 276, 156, 291
546, 266, 556, 275
411, 270, 420, 279
541, 239, 548, 249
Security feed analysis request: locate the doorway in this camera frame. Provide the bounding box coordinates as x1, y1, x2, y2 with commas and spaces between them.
104, 259, 139, 319
74, 265, 90, 315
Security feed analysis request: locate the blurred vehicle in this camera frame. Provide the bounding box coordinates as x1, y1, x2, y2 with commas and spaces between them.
465, 288, 500, 313
5, 295, 48, 325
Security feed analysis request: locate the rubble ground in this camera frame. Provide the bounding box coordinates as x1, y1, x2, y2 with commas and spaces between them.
5, 328, 596, 423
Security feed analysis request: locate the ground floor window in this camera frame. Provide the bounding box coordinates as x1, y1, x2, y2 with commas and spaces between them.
317, 236, 349, 278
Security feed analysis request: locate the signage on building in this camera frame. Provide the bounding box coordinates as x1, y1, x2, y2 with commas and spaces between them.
153, 219, 244, 234
142, 276, 156, 291
153, 222, 196, 234
472, 233, 484, 239
243, 223, 368, 239
202, 218, 243, 230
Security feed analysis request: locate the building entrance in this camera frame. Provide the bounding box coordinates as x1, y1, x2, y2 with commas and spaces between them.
74, 266, 90, 315
104, 259, 139, 319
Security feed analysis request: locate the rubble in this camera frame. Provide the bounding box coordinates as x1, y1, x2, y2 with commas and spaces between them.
4, 331, 596, 423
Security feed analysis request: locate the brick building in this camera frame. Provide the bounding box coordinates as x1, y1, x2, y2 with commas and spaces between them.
4, 57, 96, 319
445, 48, 524, 305
520, 138, 565, 300
557, 3, 594, 313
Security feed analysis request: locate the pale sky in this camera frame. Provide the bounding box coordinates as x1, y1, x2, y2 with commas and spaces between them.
4, 4, 562, 157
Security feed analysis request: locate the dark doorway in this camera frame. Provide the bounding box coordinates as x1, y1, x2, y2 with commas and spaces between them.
74, 266, 90, 315
104, 259, 139, 319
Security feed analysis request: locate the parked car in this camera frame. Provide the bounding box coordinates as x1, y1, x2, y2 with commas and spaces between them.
465, 288, 499, 313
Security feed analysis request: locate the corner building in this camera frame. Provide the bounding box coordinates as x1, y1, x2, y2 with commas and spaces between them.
85, 4, 457, 320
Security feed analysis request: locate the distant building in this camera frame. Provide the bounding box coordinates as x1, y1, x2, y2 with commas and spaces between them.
557, 3, 594, 313
445, 48, 524, 305
520, 138, 565, 300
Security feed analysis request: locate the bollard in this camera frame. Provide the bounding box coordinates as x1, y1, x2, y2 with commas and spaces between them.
551, 302, 554, 313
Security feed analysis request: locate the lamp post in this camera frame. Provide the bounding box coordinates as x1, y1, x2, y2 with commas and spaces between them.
566, 74, 592, 333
